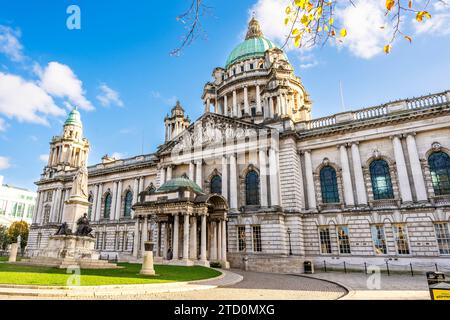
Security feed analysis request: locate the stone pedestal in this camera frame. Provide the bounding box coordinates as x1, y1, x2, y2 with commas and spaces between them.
8, 243, 19, 262
220, 260, 230, 269
63, 197, 91, 232
140, 251, 156, 276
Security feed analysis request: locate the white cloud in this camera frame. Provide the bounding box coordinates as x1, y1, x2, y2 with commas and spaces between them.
96, 84, 124, 107
0, 72, 66, 125
111, 152, 126, 160
0, 25, 24, 62
39, 62, 94, 111
336, 0, 392, 59
151, 91, 178, 106
0, 118, 6, 132
39, 154, 49, 163
0, 156, 11, 170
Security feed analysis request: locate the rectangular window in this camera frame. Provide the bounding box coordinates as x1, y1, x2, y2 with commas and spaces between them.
27, 205, 34, 218
102, 232, 107, 250
114, 231, 120, 251
249, 63, 254, 70
319, 227, 332, 254
252, 226, 262, 252
371, 225, 388, 255
393, 224, 410, 255
95, 232, 100, 249
123, 231, 128, 251
0, 200, 6, 215
435, 223, 450, 255
337, 226, 351, 254
237, 226, 246, 252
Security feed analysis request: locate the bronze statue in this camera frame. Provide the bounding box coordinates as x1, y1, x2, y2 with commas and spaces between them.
75, 213, 94, 237
55, 222, 72, 236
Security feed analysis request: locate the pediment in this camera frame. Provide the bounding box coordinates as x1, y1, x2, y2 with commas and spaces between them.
158, 113, 272, 155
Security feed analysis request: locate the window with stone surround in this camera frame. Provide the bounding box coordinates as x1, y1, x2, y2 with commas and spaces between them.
237, 226, 246, 252
370, 160, 394, 200
210, 175, 222, 194
103, 193, 112, 219
428, 152, 450, 196
123, 191, 133, 218
245, 171, 260, 206
337, 226, 351, 254
434, 223, 450, 255
320, 166, 340, 203
393, 224, 410, 255
371, 225, 388, 255
319, 227, 332, 254
252, 225, 262, 252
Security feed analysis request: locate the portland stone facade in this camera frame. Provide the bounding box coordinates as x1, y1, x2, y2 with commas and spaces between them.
28, 18, 450, 273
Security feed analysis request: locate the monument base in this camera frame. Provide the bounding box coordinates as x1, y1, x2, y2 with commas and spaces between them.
24, 235, 118, 269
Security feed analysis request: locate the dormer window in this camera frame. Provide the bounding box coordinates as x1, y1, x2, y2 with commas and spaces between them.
240, 66, 244, 73
250, 63, 254, 70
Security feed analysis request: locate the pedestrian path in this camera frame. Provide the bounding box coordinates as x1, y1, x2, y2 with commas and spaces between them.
300, 271, 431, 300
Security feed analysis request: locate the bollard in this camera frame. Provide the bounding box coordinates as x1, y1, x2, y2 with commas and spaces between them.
435, 263, 439, 272
344, 261, 347, 274
323, 260, 327, 272
410, 263, 414, 277
364, 262, 367, 275
386, 261, 390, 276
140, 242, 156, 276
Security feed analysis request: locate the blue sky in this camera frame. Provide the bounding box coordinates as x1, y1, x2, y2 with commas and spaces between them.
0, 0, 449, 191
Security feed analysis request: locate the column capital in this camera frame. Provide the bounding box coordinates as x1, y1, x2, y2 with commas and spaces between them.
299, 149, 312, 155
406, 131, 417, 137
389, 134, 403, 140
350, 141, 360, 146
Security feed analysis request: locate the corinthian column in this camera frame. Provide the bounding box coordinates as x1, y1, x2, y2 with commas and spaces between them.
183, 214, 190, 260
173, 213, 179, 260
406, 133, 428, 201
339, 145, 355, 206
244, 86, 250, 116
229, 154, 238, 210
351, 143, 368, 205
259, 148, 268, 207
269, 148, 280, 206
233, 90, 237, 117
223, 95, 228, 117
256, 84, 262, 115
391, 135, 413, 203
304, 150, 316, 210
222, 156, 228, 200
200, 215, 207, 262
195, 160, 203, 189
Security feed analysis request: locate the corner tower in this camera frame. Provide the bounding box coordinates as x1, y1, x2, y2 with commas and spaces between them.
202, 17, 312, 124
44, 107, 90, 175
164, 101, 191, 142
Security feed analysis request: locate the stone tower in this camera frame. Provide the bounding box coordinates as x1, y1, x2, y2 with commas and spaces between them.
164, 101, 191, 142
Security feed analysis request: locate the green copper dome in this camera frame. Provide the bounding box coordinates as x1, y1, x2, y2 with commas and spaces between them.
225, 37, 278, 68
157, 176, 204, 194
64, 107, 82, 128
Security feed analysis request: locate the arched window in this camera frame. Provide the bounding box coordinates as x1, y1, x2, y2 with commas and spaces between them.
104, 193, 112, 219
320, 166, 340, 203
123, 191, 133, 218
370, 160, 394, 200
87, 194, 94, 220
428, 152, 450, 195
245, 171, 260, 206
210, 175, 222, 194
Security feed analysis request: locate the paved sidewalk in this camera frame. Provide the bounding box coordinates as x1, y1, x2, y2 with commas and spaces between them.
301, 271, 431, 300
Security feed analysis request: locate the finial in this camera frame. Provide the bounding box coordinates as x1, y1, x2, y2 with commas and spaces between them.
246, 15, 263, 40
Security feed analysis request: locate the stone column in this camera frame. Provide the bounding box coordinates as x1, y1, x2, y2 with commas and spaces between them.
406, 133, 428, 201
244, 86, 250, 116
160, 167, 166, 187
162, 222, 168, 259
229, 154, 238, 210
189, 216, 197, 259
195, 160, 203, 189
222, 156, 228, 200
259, 148, 268, 207
232, 90, 237, 117
141, 215, 148, 255
131, 179, 139, 217
200, 215, 207, 262
115, 180, 123, 220
37, 190, 45, 224
339, 145, 355, 206
210, 222, 217, 261
223, 95, 228, 116
304, 150, 316, 210
276, 96, 281, 116
217, 220, 222, 261
189, 161, 195, 181
183, 214, 190, 260
50, 188, 62, 223
166, 166, 173, 181
269, 148, 280, 206
221, 220, 227, 263
173, 213, 179, 260
95, 184, 103, 221
269, 97, 274, 118
110, 182, 118, 221
139, 177, 145, 194
256, 84, 262, 115
91, 185, 99, 220
351, 143, 368, 205
391, 135, 413, 203
133, 217, 140, 258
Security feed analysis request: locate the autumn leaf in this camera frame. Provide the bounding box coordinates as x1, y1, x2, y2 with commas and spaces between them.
294, 35, 302, 48
384, 44, 391, 54
286, 6, 292, 15
408, 0, 412, 9
416, 11, 431, 22
284, 17, 290, 26
386, 0, 395, 11
340, 28, 347, 37
404, 35, 412, 43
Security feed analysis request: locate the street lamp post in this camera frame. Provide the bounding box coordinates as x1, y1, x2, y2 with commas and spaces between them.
287, 228, 292, 256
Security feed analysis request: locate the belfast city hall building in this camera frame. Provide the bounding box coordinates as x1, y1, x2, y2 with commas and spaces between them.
27, 18, 450, 272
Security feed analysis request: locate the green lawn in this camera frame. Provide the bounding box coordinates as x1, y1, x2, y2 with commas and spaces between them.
0, 263, 221, 286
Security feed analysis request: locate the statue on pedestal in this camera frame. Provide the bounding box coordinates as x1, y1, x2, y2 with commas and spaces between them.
75, 213, 94, 237
55, 222, 72, 236
71, 161, 88, 199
